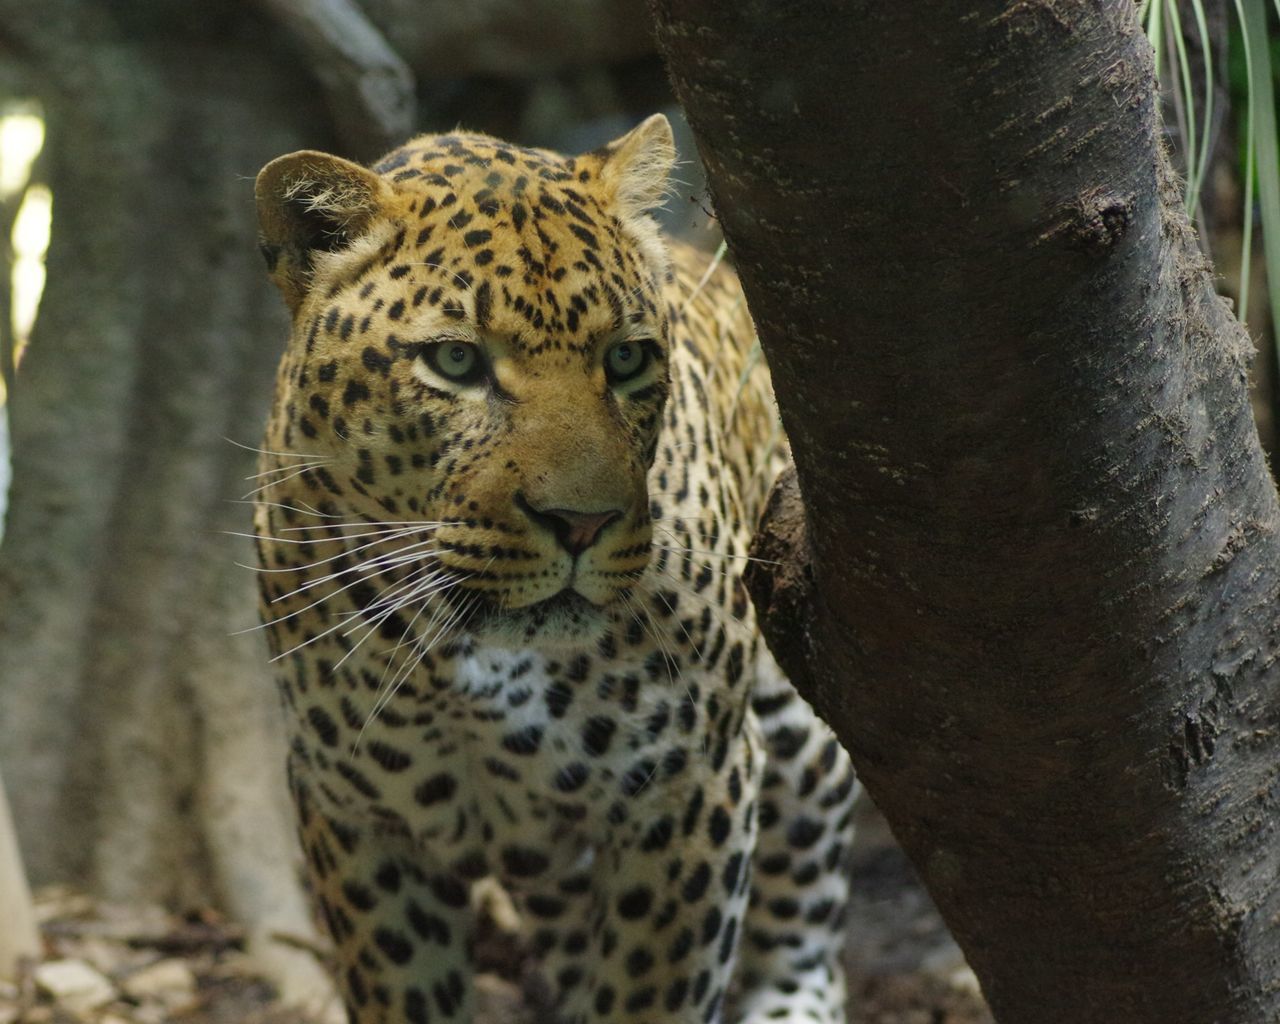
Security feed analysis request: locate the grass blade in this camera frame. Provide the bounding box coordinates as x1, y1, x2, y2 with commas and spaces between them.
1236, 0, 1280, 345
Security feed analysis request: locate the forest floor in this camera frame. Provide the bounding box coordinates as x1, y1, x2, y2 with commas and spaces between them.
1, 800, 991, 1024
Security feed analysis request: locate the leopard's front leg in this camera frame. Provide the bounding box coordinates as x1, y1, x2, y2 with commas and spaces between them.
292, 774, 475, 1024
559, 731, 762, 1024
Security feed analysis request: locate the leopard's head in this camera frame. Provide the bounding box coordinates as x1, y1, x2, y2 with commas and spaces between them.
256, 117, 676, 647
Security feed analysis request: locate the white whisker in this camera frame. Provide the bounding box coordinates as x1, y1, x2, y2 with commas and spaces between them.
224, 436, 329, 461
240, 463, 325, 500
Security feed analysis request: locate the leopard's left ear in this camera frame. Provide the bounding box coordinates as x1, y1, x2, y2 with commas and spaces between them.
255, 150, 393, 315
594, 114, 676, 220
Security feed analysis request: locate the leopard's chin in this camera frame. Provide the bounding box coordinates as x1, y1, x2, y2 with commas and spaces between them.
466, 589, 614, 650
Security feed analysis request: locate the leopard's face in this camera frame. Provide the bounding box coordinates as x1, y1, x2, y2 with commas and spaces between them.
258, 122, 676, 647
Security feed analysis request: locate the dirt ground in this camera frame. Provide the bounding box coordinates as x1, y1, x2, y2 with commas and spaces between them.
1, 800, 992, 1024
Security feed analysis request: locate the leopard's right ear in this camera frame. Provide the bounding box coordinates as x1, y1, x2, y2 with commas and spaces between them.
255, 150, 391, 314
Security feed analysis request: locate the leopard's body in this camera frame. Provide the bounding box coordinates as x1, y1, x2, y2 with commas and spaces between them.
252, 116, 857, 1024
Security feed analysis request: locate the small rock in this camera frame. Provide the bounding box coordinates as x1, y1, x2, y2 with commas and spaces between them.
121, 959, 197, 1005
131, 1003, 167, 1024
33, 959, 115, 1014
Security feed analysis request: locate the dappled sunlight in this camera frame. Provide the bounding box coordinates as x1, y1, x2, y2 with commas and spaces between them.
10, 182, 51, 367
0, 100, 48, 540
0, 107, 43, 201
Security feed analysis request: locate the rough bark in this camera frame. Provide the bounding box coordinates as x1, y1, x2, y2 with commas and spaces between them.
0, 0, 335, 1001
652, 3, 1280, 1023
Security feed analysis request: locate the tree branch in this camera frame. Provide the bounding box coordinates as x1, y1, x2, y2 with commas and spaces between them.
257, 0, 415, 159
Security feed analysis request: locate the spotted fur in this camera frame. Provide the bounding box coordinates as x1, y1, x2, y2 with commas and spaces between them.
252, 115, 858, 1024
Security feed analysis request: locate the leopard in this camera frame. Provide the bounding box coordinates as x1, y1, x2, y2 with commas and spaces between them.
251, 114, 859, 1024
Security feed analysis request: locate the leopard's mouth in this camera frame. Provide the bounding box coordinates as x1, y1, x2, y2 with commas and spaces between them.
462, 587, 611, 647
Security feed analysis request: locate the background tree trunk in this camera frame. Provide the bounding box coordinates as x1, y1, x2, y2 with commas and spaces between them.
0, 0, 684, 1004
0, 0, 338, 997
651, 2, 1280, 1022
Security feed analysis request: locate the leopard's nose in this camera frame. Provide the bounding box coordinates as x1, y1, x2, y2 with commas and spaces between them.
516, 494, 622, 557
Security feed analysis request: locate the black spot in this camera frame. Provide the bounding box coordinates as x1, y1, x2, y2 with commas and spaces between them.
335, 761, 381, 799
524, 894, 566, 919
641, 816, 674, 853
545, 680, 573, 718
700, 906, 722, 945
759, 852, 790, 876
625, 987, 657, 1013
346, 965, 368, 1007
375, 860, 402, 892
484, 757, 520, 781
568, 223, 599, 249
665, 976, 689, 1011
414, 773, 457, 806
717, 915, 738, 964
368, 740, 411, 772
581, 716, 616, 756
682, 788, 705, 836
786, 816, 825, 850
502, 725, 544, 755
771, 725, 810, 761
407, 901, 451, 944
373, 927, 414, 965
663, 747, 688, 777
622, 759, 657, 797
767, 896, 800, 920
668, 927, 694, 964
473, 280, 492, 327
501, 846, 550, 878
342, 880, 376, 911
708, 805, 732, 847
554, 762, 590, 792
405, 988, 430, 1024
682, 862, 711, 902
430, 875, 468, 909
617, 885, 653, 920
306, 706, 339, 747
721, 851, 745, 895
363, 348, 391, 376
343, 379, 370, 406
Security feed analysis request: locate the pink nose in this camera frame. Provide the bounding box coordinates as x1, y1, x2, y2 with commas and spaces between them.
518, 495, 622, 557
541, 508, 621, 556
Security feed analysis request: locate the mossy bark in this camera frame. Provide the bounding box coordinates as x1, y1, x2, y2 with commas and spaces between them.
652, 2, 1280, 1021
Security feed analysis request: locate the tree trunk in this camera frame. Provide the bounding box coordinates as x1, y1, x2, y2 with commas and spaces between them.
651, 3, 1280, 1023
0, 0, 336, 999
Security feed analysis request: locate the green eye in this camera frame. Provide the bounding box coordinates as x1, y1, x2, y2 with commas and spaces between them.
424, 340, 484, 383
605, 340, 652, 384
